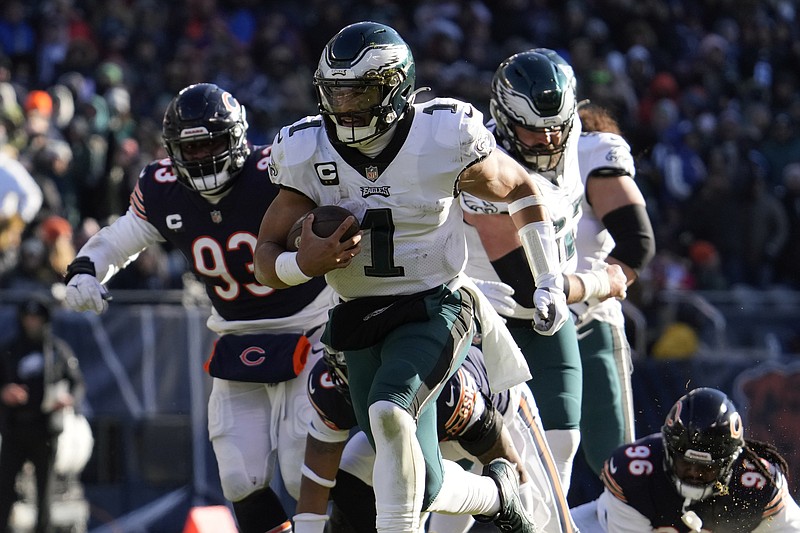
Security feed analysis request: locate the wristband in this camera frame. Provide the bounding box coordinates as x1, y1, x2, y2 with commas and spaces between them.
301, 464, 336, 488
275, 251, 312, 286
574, 269, 611, 302
293, 513, 329, 533
65, 256, 97, 284
507, 195, 546, 215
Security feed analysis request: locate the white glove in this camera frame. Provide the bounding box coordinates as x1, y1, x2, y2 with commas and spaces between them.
471, 278, 517, 316
65, 274, 110, 314
532, 285, 568, 336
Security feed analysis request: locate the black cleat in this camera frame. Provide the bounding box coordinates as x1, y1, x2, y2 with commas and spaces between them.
473, 458, 539, 532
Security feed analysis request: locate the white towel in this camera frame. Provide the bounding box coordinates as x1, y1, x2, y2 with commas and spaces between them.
450, 274, 531, 393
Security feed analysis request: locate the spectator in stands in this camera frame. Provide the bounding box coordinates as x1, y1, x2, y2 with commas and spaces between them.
0, 296, 85, 533
761, 113, 800, 190
0, 146, 42, 279
776, 163, 800, 288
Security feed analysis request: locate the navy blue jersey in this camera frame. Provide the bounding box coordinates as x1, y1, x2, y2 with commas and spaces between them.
436, 347, 511, 441
308, 346, 512, 441
601, 434, 787, 532
130, 146, 326, 321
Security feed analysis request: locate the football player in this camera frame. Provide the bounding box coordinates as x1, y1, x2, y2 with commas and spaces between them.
294, 345, 576, 533
572, 387, 800, 532
63, 83, 336, 533
571, 101, 655, 477
254, 21, 568, 533
460, 49, 628, 492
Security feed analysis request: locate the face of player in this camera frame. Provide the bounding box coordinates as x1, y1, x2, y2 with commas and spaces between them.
512, 124, 565, 152
180, 136, 229, 161
319, 84, 382, 127
673, 456, 719, 486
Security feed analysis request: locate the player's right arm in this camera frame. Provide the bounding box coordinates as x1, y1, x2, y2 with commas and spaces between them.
460, 147, 568, 335
596, 488, 653, 532
752, 472, 800, 532
64, 206, 164, 314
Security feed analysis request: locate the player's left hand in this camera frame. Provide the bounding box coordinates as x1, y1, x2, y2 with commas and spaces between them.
604, 264, 628, 301
532, 285, 568, 336
471, 278, 517, 316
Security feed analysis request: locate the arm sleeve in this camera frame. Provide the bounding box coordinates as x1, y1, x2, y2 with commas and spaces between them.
307, 411, 351, 444
596, 488, 653, 533
602, 203, 656, 274
76, 208, 165, 283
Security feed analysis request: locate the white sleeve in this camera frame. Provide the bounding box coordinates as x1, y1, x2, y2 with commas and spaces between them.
753, 478, 800, 532
306, 412, 350, 445
76, 207, 165, 283
596, 488, 653, 533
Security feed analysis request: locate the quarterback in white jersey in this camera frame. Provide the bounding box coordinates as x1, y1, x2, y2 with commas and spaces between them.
255, 21, 569, 533
461, 49, 627, 494
570, 102, 655, 480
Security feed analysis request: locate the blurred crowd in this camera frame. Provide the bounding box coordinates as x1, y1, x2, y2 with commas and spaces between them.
1, 0, 799, 299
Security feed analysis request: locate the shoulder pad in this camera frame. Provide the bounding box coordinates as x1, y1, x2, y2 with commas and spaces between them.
579, 132, 635, 178
271, 115, 325, 167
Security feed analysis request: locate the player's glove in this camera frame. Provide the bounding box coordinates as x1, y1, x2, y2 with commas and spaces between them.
471, 278, 517, 317
64, 256, 109, 314
532, 282, 568, 336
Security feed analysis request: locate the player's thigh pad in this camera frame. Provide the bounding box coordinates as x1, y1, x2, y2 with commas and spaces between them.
208, 378, 276, 501
278, 345, 324, 500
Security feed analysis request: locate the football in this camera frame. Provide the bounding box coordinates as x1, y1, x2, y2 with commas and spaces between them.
286, 205, 360, 251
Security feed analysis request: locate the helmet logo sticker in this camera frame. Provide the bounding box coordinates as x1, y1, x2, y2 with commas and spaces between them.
221, 92, 239, 111
730, 412, 743, 438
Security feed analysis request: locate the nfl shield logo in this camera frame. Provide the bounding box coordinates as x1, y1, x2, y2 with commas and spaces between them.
365, 165, 380, 182
210, 210, 223, 224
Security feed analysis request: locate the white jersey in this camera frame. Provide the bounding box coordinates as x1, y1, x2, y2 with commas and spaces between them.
571, 131, 636, 327
268, 97, 495, 299
461, 120, 583, 319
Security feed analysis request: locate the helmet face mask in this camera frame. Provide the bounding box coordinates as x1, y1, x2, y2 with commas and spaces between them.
490, 48, 577, 172
314, 21, 415, 146
322, 347, 349, 399
661, 388, 744, 501
162, 83, 250, 194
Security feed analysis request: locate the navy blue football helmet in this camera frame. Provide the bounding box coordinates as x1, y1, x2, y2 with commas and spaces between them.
162, 83, 250, 194
662, 387, 744, 501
